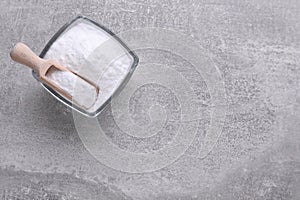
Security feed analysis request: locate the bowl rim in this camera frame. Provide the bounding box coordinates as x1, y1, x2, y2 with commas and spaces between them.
32, 15, 139, 117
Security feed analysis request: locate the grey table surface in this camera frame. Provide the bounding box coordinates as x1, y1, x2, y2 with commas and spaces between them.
1, 0, 300, 199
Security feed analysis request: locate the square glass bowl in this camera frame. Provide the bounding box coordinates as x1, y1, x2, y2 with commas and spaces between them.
33, 16, 139, 117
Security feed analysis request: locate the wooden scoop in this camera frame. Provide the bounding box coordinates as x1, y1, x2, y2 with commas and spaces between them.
10, 42, 100, 109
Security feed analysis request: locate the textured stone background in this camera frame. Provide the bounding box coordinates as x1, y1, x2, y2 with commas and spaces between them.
0, 0, 300, 199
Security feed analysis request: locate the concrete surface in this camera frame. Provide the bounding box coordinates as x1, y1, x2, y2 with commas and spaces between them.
0, 0, 300, 199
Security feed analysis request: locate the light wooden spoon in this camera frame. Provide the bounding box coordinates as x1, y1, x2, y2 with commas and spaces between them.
10, 42, 99, 109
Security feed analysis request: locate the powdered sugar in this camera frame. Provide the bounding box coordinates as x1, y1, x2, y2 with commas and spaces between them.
44, 20, 134, 113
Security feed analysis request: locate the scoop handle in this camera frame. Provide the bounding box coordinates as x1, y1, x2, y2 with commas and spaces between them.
10, 42, 45, 73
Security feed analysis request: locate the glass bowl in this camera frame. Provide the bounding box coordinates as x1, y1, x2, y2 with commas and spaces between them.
33, 16, 139, 117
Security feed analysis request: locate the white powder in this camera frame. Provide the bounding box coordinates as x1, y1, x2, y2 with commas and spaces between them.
44, 21, 134, 113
